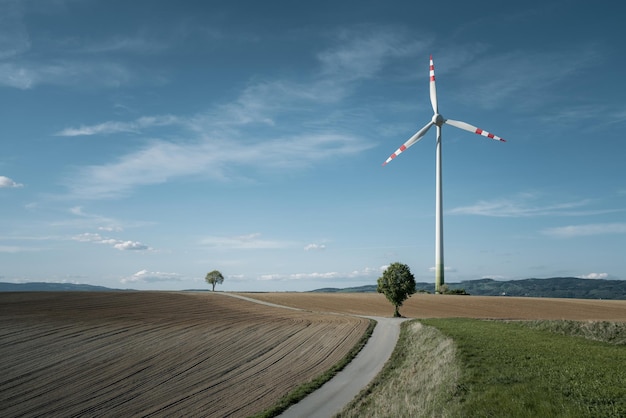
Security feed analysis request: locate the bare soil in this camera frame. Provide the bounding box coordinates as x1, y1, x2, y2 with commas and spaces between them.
0, 291, 369, 417
3, 291, 623, 417
237, 292, 626, 321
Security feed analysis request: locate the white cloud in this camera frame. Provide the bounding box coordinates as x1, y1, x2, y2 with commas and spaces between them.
113, 241, 149, 251
65, 131, 373, 199
0, 176, 23, 188
56, 30, 396, 199
200, 233, 293, 250
121, 269, 182, 283
542, 223, 626, 238
578, 273, 608, 280
72, 232, 151, 251
304, 243, 326, 251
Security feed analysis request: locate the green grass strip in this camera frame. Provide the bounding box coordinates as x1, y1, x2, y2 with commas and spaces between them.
336, 320, 461, 417
421, 318, 626, 417
250, 318, 376, 418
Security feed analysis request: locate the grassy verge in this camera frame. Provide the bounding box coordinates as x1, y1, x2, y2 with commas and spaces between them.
336, 320, 462, 417
250, 319, 376, 418
422, 318, 626, 417
337, 319, 626, 417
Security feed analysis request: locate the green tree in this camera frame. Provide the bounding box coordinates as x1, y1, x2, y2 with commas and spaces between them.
205, 270, 224, 291
377, 262, 416, 317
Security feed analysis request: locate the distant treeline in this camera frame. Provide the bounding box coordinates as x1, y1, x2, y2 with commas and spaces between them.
312, 277, 626, 300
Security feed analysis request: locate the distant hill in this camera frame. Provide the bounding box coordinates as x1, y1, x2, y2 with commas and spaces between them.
0, 282, 124, 292
311, 277, 626, 300
312, 283, 435, 293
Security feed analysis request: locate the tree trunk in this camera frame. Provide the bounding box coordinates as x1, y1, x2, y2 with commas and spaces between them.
393, 305, 400, 317
212, 283, 216, 291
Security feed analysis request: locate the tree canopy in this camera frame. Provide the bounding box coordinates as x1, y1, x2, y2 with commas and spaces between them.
377, 262, 416, 317
205, 270, 224, 291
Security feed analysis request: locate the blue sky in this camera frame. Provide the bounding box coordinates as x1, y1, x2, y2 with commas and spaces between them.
1, 0, 625, 291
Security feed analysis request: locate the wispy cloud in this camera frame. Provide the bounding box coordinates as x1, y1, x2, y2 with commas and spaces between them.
0, 3, 159, 90
200, 233, 293, 250
72, 232, 151, 251
456, 47, 600, 110
608, 107, 626, 125
56, 115, 182, 136
67, 206, 124, 232
0, 245, 25, 253
72, 35, 169, 55
258, 266, 385, 281
304, 243, 326, 251
450, 193, 618, 217
542, 223, 626, 238
318, 26, 426, 82
0, 7, 30, 60
64, 132, 372, 199
0, 176, 23, 188
54, 27, 421, 199
0, 60, 132, 90
121, 269, 182, 284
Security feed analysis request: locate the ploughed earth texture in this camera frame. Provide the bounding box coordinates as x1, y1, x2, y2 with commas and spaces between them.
1, 291, 625, 417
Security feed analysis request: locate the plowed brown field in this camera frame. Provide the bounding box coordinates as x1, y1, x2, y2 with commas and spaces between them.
0, 291, 369, 417
237, 292, 626, 321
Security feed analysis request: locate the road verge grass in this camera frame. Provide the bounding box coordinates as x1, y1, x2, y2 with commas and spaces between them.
336, 320, 462, 417
251, 319, 376, 418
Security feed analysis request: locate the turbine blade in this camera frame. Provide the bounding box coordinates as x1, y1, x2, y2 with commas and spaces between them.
382, 121, 434, 166
445, 119, 506, 142
429, 55, 438, 114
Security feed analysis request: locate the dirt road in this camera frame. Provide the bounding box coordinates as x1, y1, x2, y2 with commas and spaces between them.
279, 315, 407, 418
225, 293, 408, 418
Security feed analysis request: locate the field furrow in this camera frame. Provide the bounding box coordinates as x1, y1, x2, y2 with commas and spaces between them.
0, 292, 369, 417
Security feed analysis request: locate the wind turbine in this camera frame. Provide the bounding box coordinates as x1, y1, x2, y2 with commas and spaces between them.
382, 55, 505, 293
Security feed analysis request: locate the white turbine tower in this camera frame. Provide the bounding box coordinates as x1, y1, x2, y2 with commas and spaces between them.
383, 55, 505, 294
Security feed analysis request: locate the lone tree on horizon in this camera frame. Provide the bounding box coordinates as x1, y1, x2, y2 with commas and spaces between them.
377, 262, 416, 317
205, 270, 225, 291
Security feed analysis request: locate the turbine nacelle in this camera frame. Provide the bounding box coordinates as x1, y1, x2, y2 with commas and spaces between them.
432, 113, 445, 127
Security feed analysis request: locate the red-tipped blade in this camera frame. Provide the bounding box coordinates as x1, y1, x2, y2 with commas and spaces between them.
382, 121, 434, 166
429, 55, 438, 114
445, 119, 506, 142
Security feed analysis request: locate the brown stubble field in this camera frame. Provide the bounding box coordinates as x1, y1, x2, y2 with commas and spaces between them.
0, 291, 369, 417
2, 292, 624, 418
237, 292, 626, 321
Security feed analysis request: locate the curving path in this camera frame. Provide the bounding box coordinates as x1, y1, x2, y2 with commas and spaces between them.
223, 293, 408, 417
